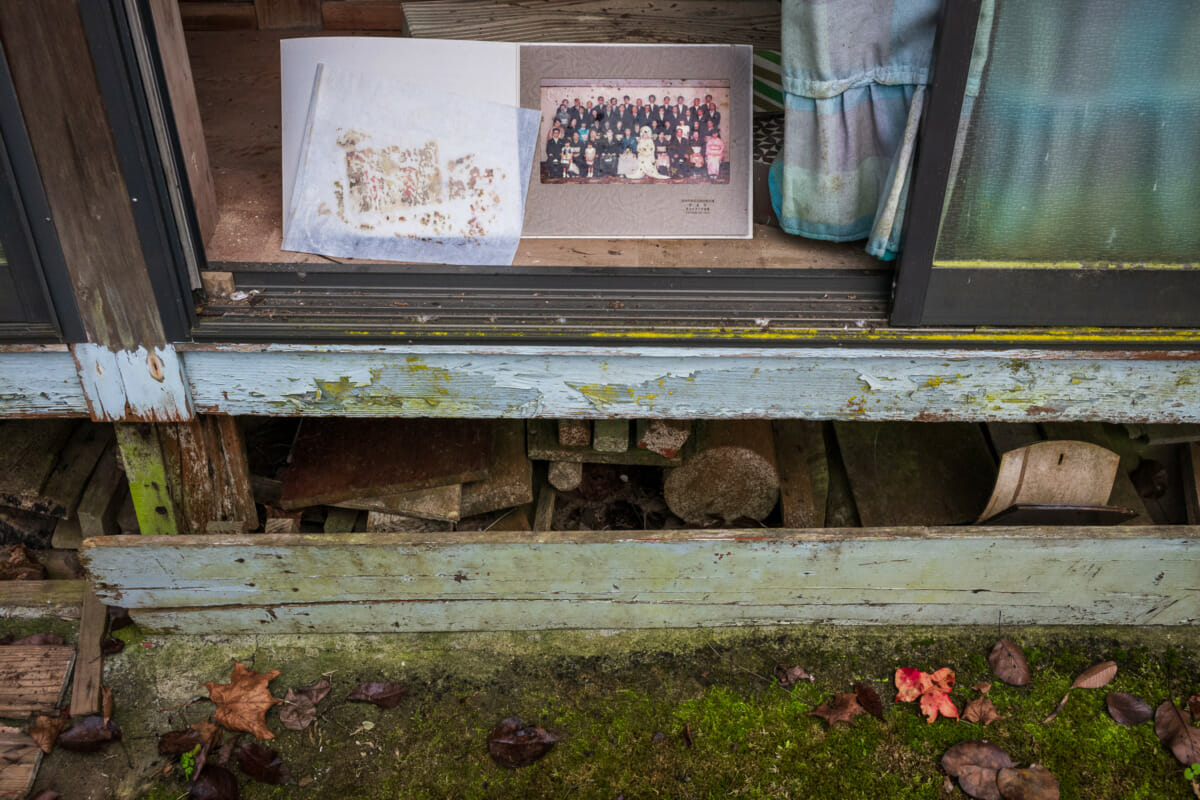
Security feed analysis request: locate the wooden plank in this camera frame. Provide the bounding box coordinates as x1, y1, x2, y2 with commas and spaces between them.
79, 529, 1200, 632
321, 0, 405, 30
147, 0, 219, 244
532, 488, 556, 532
0, 728, 41, 800
1183, 443, 1200, 525
114, 423, 180, 536
0, 580, 84, 619
280, 419, 491, 509
773, 420, 827, 528
336, 484, 463, 521
0, 2, 166, 348
364, 512, 452, 533
0, 351, 89, 417
528, 420, 683, 466
401, 0, 782, 48
210, 416, 259, 530
323, 507, 360, 533
179, 346, 1200, 423
0, 645, 75, 715
36, 424, 113, 520
180, 1, 257, 30
1040, 421, 1154, 523
835, 422, 996, 526
0, 420, 78, 512
76, 443, 129, 539
254, 0, 321, 28
69, 586, 106, 716
461, 421, 533, 517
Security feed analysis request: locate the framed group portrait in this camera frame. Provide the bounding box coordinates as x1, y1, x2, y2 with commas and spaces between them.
520, 44, 753, 238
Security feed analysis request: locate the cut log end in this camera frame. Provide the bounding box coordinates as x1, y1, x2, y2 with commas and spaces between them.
664, 446, 779, 526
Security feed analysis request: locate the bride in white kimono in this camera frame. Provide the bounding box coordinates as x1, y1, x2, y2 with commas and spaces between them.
621, 126, 670, 180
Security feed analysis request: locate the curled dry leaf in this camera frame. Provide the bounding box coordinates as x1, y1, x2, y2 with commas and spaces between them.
189, 763, 239, 800
28, 714, 65, 754
1189, 693, 1200, 719
996, 764, 1061, 800
854, 682, 884, 720
347, 682, 406, 710
101, 686, 114, 724
942, 740, 1015, 778
487, 717, 559, 768
1071, 660, 1118, 690
989, 639, 1031, 686
920, 691, 959, 724
1106, 692, 1153, 726
973, 681, 993, 695
100, 637, 125, 656
1043, 660, 1119, 723
279, 678, 331, 731
963, 696, 1002, 726
160, 719, 223, 757
57, 715, 122, 752
1154, 700, 1200, 766
809, 693, 867, 727
204, 662, 282, 740
774, 664, 813, 688
237, 741, 290, 784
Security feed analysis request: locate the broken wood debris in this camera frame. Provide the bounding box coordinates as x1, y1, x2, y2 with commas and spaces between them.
636, 419, 692, 459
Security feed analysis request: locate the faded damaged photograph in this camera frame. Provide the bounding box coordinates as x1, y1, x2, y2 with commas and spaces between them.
539, 80, 731, 184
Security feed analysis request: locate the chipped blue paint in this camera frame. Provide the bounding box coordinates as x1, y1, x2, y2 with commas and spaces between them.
71, 344, 193, 422
0, 348, 88, 416
180, 345, 1200, 421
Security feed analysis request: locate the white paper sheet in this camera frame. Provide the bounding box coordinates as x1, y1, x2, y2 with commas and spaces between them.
282, 67, 539, 265
280, 37, 520, 236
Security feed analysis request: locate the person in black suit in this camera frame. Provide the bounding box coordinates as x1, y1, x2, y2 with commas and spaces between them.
545, 126, 566, 178
707, 101, 721, 131
651, 105, 671, 136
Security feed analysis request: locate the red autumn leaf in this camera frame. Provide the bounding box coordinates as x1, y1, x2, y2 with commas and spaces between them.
930, 667, 956, 694
920, 691, 959, 724
895, 668, 933, 703
203, 662, 282, 740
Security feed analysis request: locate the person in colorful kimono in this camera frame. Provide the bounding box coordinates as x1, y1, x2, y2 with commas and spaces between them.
705, 128, 725, 179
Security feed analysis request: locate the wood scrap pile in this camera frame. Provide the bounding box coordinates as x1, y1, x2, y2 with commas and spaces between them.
270, 419, 533, 533
0, 421, 132, 551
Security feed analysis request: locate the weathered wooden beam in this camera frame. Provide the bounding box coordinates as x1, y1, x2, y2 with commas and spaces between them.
0, 349, 88, 417
0, 580, 85, 619
180, 2, 257, 30
321, 0, 405, 30
69, 586, 106, 716
254, 0, 321, 29
113, 423, 180, 536
81, 528, 1200, 632
177, 346, 1200, 423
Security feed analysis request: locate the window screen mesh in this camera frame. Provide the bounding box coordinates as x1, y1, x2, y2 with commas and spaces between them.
933, 0, 1200, 266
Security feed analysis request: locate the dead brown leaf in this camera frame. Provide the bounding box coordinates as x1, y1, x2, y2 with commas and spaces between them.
1189, 693, 1200, 719
997, 764, 1060, 800
957, 764, 1003, 800
854, 682, 884, 720
57, 716, 122, 752
774, 664, 813, 688
28, 714, 64, 754
973, 681, 993, 695
942, 740, 1015, 778
188, 763, 239, 800
487, 717, 559, 768
203, 662, 282, 740
1071, 660, 1118, 690
1106, 692, 1153, 726
809, 693, 867, 727
347, 682, 406, 710
963, 697, 1002, 726
237, 741, 290, 784
988, 639, 1031, 686
1154, 700, 1200, 765
101, 686, 114, 724
280, 678, 331, 731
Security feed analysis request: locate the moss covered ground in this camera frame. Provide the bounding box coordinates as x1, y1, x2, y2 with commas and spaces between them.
10, 624, 1199, 799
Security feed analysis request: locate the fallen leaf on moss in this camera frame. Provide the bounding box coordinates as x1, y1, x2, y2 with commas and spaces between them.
774, 664, 813, 688
487, 717, 559, 768
204, 662, 282, 740
854, 682, 884, 720
973, 681, 992, 694
158, 720, 222, 757
895, 667, 933, 703
189, 763, 239, 800
347, 682, 406, 710
958, 764, 1003, 800
237, 741, 289, 784
1154, 700, 1200, 765
1189, 693, 1200, 719
920, 691, 959, 724
809, 693, 867, 726
279, 678, 331, 731
57, 716, 122, 751
963, 697, 1001, 726
1043, 661, 1117, 723
942, 740, 1015, 800
100, 637, 125, 656
997, 764, 1060, 800
989, 639, 1031, 686
28, 714, 64, 754
1106, 692, 1152, 726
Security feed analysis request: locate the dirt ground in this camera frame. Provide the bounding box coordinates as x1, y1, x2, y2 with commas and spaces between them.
10, 623, 1198, 800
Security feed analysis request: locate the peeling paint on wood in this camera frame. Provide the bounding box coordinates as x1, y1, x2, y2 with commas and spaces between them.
0, 351, 88, 417
73, 344, 194, 422
81, 528, 1200, 632
180, 346, 1200, 422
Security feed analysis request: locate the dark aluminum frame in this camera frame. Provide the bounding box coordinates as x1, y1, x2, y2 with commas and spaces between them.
891, 0, 1200, 328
